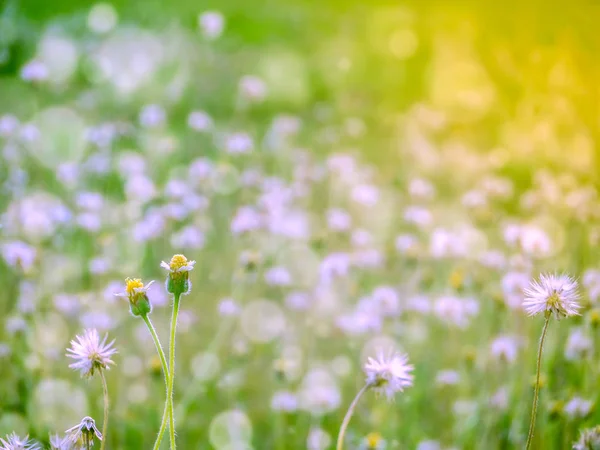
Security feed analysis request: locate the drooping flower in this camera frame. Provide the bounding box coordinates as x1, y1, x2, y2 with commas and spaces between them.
0, 433, 41, 450
160, 254, 195, 295
523, 273, 581, 318
66, 329, 117, 378
115, 278, 154, 316
64, 417, 103, 448
364, 351, 414, 401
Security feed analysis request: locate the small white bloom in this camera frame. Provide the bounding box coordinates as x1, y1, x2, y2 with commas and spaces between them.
0, 433, 40, 450
64, 417, 103, 447
523, 273, 581, 318
160, 254, 196, 273
66, 329, 117, 377
364, 351, 413, 401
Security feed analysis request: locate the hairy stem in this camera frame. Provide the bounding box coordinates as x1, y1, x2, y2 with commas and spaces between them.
167, 293, 181, 450
525, 313, 551, 450
99, 369, 109, 450
143, 314, 171, 450
336, 384, 371, 450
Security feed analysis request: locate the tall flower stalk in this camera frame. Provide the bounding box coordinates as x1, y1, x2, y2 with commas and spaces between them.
336, 351, 413, 450
99, 371, 109, 450
159, 254, 196, 450
115, 278, 172, 450
143, 314, 171, 450
523, 273, 580, 450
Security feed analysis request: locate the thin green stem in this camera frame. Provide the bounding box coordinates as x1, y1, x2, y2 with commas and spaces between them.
336, 384, 371, 450
143, 314, 171, 450
99, 369, 109, 450
167, 293, 181, 450
525, 313, 551, 450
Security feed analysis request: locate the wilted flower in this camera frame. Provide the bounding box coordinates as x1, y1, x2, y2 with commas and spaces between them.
64, 417, 103, 448
0, 433, 40, 450
115, 278, 155, 316
161, 254, 196, 295
364, 351, 414, 401
523, 274, 581, 318
66, 329, 117, 377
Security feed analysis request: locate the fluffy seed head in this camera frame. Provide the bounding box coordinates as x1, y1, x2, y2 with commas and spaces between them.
523, 273, 581, 319
364, 350, 414, 401
66, 329, 117, 378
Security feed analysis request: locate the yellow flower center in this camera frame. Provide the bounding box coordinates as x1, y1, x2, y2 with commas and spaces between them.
125, 278, 144, 294
547, 291, 561, 309
169, 254, 189, 271
366, 432, 382, 448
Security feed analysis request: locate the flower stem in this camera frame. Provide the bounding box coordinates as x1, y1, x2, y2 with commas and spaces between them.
143, 314, 171, 450
336, 383, 371, 450
99, 369, 109, 450
525, 313, 551, 450
167, 293, 181, 450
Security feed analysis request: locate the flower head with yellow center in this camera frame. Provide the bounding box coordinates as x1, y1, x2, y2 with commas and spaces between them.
523, 273, 580, 319
115, 277, 154, 316
161, 254, 195, 295
366, 432, 384, 449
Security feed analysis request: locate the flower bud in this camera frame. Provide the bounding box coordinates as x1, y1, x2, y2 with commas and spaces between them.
115, 278, 154, 317
160, 254, 196, 296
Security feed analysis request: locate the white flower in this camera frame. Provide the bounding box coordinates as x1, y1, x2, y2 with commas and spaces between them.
160, 254, 196, 273
0, 433, 40, 450
523, 273, 581, 318
66, 329, 117, 377
364, 351, 414, 401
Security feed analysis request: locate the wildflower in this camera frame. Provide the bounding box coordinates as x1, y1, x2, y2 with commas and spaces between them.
523, 273, 581, 318
564, 397, 594, 420
364, 351, 414, 401
565, 328, 593, 361
198, 11, 225, 39
160, 254, 196, 295
64, 417, 103, 448
115, 278, 154, 317
364, 432, 386, 449
66, 329, 117, 378
0, 433, 40, 450
573, 425, 600, 450
49, 434, 73, 450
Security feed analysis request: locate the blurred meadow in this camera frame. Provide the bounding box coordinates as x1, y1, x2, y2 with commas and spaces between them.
2, 0, 600, 448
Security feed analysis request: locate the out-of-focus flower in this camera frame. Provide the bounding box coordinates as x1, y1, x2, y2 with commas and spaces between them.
573, 425, 600, 450
20, 60, 49, 82
1, 241, 37, 272
66, 329, 117, 377
564, 397, 593, 420
523, 274, 580, 318
490, 335, 521, 364
239, 75, 267, 102
364, 351, 413, 401
187, 111, 213, 131
565, 328, 593, 361
0, 433, 41, 450
270, 390, 298, 412
198, 11, 225, 39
